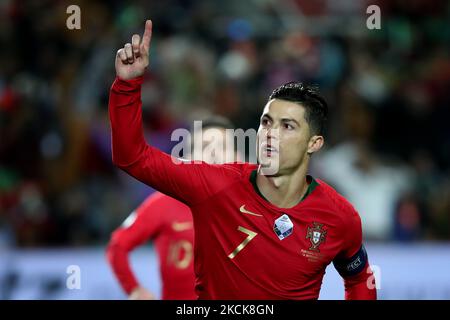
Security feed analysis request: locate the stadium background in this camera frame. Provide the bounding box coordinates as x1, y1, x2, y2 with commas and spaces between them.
0, 0, 449, 299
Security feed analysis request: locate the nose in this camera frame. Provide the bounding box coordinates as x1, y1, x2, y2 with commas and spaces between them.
265, 126, 279, 140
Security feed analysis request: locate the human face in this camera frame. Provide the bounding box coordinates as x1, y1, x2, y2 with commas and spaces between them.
257, 99, 323, 175
192, 127, 236, 164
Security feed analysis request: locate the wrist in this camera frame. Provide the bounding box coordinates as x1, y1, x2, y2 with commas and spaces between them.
113, 76, 144, 92
126, 282, 140, 295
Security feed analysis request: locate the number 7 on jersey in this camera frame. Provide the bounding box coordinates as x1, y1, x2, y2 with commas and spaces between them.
228, 226, 258, 259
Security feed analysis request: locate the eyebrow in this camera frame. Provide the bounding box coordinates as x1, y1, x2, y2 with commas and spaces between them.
261, 114, 300, 126
281, 118, 300, 126
261, 114, 273, 122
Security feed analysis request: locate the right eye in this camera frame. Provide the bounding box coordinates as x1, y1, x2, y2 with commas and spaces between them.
261, 118, 270, 126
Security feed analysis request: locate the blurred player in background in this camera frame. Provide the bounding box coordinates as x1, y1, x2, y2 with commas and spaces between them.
106, 116, 237, 299
109, 20, 377, 299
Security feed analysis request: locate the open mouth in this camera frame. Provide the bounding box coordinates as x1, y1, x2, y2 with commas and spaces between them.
260, 143, 278, 156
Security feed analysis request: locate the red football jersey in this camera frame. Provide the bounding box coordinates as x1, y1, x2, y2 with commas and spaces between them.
107, 192, 196, 299
109, 76, 377, 300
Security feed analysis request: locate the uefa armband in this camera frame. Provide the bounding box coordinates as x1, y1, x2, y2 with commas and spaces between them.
333, 244, 368, 277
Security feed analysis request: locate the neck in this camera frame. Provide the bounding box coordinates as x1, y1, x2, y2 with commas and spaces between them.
256, 158, 310, 208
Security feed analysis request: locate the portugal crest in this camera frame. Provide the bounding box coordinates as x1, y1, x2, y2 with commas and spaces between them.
306, 222, 327, 252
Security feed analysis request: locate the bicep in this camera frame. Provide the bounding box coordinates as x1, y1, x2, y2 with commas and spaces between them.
333, 244, 368, 278
122, 146, 237, 205
333, 210, 377, 299
333, 210, 366, 277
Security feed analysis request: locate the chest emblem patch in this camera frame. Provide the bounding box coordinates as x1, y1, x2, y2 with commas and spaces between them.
273, 214, 294, 240
306, 222, 327, 252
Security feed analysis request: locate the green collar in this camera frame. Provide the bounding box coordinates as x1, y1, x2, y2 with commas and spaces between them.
249, 169, 318, 204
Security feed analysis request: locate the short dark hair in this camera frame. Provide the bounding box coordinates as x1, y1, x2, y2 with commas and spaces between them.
269, 82, 328, 136
188, 115, 236, 152
189, 115, 234, 133
201, 115, 234, 131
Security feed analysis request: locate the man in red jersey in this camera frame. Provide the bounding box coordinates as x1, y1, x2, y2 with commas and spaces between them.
109, 20, 377, 300
106, 116, 237, 300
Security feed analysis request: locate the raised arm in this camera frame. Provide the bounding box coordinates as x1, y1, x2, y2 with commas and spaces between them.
109, 20, 239, 205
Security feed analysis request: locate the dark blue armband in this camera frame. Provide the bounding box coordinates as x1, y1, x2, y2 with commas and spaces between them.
333, 244, 368, 277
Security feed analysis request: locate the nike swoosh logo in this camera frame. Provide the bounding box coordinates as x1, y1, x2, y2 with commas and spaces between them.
172, 221, 193, 232
239, 205, 263, 217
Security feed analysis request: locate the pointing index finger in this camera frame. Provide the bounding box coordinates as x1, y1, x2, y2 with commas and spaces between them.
141, 20, 153, 53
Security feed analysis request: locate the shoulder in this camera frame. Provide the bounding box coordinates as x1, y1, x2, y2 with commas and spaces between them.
221, 162, 257, 176
315, 180, 363, 251
139, 192, 188, 213
200, 162, 257, 181
141, 191, 171, 206
315, 178, 360, 223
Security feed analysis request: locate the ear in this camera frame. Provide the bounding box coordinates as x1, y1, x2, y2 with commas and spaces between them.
307, 135, 324, 154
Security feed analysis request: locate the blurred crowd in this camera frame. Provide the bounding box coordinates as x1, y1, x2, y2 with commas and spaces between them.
0, 0, 449, 247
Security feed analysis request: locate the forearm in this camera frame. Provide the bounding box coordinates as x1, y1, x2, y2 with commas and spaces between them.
108, 76, 193, 202
109, 76, 147, 168
106, 242, 139, 294
344, 264, 377, 300
108, 76, 171, 193
345, 281, 377, 300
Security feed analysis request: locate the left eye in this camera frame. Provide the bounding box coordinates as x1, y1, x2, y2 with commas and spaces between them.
284, 123, 293, 130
